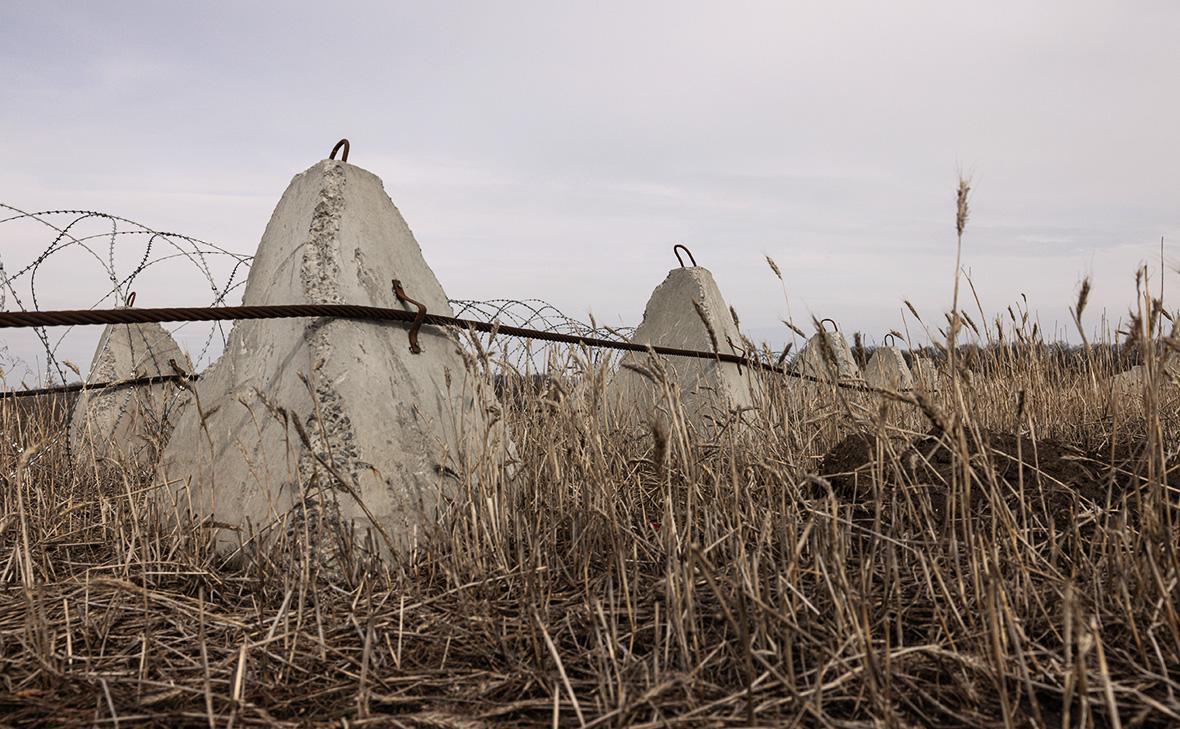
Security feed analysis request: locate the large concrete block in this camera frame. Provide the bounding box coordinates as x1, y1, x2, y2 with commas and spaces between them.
863, 345, 914, 391
160, 159, 500, 557
793, 326, 862, 383
69, 322, 192, 468
611, 266, 755, 428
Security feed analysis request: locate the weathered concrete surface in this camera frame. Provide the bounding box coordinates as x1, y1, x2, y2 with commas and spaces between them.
863, 346, 914, 391
69, 322, 192, 468
1111, 359, 1180, 399
911, 357, 941, 393
1112, 365, 1147, 398
611, 267, 754, 428
793, 330, 862, 383
160, 159, 502, 557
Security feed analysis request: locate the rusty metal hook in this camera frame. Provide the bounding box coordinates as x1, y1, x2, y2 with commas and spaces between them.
673, 244, 697, 268
820, 318, 839, 333
329, 138, 350, 163
726, 335, 747, 374
883, 333, 897, 347
392, 279, 426, 354
125, 291, 136, 308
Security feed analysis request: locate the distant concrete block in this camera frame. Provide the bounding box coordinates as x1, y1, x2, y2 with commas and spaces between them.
69, 322, 192, 468
1112, 365, 1146, 398
911, 356, 941, 393
863, 343, 914, 391
793, 323, 862, 383
612, 264, 754, 428
161, 158, 501, 558
1110, 360, 1179, 399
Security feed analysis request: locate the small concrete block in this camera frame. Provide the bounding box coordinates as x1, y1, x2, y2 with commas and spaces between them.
1111, 365, 1146, 398
794, 330, 862, 383
612, 266, 754, 428
863, 346, 914, 391
911, 356, 941, 393
68, 322, 192, 468
1107, 363, 1180, 400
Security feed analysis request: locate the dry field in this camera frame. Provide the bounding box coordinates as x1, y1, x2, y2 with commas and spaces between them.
1, 311, 1178, 728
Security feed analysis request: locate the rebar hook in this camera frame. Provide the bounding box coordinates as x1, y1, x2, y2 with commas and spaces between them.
392, 279, 426, 354
726, 335, 747, 375
883, 333, 896, 347
673, 244, 697, 268
820, 318, 839, 333
329, 138, 350, 163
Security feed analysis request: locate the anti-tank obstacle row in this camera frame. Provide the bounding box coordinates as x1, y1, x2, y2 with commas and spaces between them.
3, 140, 934, 563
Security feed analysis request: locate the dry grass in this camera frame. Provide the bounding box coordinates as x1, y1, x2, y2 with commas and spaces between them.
1, 314, 1178, 728
2, 176, 1178, 726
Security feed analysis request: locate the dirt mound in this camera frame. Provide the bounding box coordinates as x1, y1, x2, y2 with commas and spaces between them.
819, 429, 1120, 528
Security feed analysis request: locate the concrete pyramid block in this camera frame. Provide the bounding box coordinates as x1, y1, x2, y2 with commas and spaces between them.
69, 322, 192, 468
793, 328, 862, 383
611, 266, 754, 428
863, 346, 914, 391
1110, 359, 1179, 399
1112, 365, 1146, 398
911, 356, 941, 393
160, 159, 500, 557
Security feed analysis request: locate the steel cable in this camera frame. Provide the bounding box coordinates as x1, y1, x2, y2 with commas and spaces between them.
0, 303, 904, 398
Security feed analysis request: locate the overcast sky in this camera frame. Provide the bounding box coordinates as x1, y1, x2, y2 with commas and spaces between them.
2, 2, 1178, 371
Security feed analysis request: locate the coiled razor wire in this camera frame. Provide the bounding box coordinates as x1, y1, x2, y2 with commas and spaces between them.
450, 298, 635, 371
0, 204, 903, 407
0, 204, 251, 382
0, 205, 631, 384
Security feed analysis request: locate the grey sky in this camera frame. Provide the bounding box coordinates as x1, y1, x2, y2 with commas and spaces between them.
2, 1, 1178, 371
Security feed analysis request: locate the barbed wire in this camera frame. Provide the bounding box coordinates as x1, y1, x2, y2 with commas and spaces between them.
0, 204, 250, 381
0, 204, 903, 412
0, 205, 624, 382
450, 298, 634, 370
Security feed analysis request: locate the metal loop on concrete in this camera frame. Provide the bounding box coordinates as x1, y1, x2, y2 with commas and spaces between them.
820, 318, 839, 333
392, 279, 426, 354
884, 333, 896, 347
329, 139, 351, 163
673, 244, 697, 268
125, 291, 136, 308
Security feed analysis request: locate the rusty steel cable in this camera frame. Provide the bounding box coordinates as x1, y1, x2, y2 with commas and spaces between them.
0, 301, 906, 399
0, 372, 198, 400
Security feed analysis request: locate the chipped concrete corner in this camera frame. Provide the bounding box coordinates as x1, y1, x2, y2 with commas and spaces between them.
68, 322, 192, 469
611, 266, 755, 430
160, 159, 504, 560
